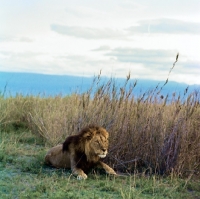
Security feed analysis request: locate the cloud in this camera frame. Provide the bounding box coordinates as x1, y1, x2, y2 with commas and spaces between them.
0, 35, 33, 42
179, 60, 200, 73
104, 47, 200, 84
127, 18, 200, 34
19, 37, 33, 42
1, 50, 199, 85
0, 36, 13, 42
0, 51, 43, 59
0, 51, 50, 73
51, 24, 125, 39
92, 45, 111, 51
106, 48, 178, 66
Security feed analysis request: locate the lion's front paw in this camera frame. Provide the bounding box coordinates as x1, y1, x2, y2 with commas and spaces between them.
106, 168, 117, 175
77, 173, 87, 180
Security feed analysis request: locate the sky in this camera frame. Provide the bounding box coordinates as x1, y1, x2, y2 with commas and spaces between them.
0, 0, 200, 85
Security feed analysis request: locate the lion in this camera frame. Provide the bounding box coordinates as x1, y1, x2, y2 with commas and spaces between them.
45, 125, 116, 180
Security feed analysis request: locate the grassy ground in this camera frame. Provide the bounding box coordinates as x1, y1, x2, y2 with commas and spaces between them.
0, 129, 200, 199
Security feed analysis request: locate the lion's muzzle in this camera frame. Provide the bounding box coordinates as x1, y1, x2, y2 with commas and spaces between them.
98, 150, 107, 158
98, 154, 107, 158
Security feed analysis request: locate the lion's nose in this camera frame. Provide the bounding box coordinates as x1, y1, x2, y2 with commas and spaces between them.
102, 148, 106, 152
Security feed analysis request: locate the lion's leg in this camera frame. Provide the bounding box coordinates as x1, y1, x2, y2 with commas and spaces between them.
98, 161, 117, 175
71, 168, 88, 180
70, 155, 87, 180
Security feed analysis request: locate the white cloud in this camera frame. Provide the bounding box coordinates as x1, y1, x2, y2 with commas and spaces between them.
51, 24, 126, 39
92, 46, 111, 51
0, 0, 200, 85
127, 18, 200, 34
105, 48, 177, 65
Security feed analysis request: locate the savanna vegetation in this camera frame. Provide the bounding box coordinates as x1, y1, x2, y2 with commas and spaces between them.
0, 59, 200, 198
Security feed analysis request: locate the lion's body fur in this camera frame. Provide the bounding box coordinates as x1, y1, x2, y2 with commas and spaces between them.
45, 144, 71, 168
45, 125, 116, 179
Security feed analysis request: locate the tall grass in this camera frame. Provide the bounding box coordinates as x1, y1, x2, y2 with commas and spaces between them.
0, 54, 199, 176
1, 74, 199, 177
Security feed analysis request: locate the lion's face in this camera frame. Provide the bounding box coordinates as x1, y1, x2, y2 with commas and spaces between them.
86, 132, 109, 159
90, 134, 109, 158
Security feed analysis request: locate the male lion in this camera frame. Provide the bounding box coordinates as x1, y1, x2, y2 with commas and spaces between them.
45, 125, 116, 180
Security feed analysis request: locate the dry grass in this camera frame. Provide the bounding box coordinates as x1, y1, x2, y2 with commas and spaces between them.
1, 74, 199, 177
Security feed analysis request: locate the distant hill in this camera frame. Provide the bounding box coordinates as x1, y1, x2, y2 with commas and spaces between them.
0, 72, 199, 99
0, 72, 93, 96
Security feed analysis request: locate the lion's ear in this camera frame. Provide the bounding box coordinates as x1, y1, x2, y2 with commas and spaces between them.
83, 131, 94, 140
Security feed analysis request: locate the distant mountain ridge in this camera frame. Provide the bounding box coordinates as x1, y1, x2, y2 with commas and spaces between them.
0, 72, 93, 96
0, 72, 199, 98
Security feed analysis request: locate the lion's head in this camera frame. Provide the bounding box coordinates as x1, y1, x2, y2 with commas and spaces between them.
63, 125, 109, 162
82, 126, 109, 160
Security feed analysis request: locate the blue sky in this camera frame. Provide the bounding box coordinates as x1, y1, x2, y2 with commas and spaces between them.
0, 0, 200, 85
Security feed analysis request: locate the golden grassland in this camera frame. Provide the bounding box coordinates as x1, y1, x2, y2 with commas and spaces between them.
0, 75, 199, 177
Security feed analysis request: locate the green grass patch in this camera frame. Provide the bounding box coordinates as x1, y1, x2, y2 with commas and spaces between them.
0, 130, 199, 199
